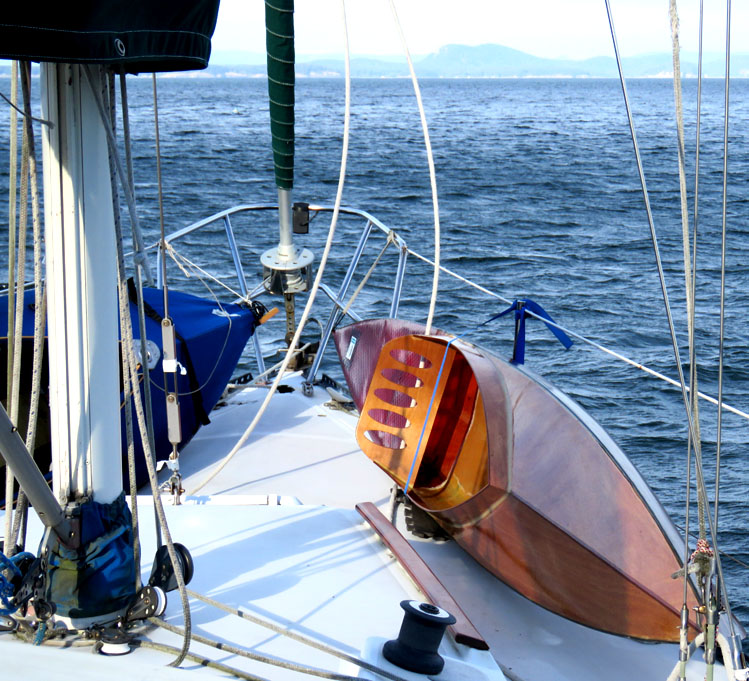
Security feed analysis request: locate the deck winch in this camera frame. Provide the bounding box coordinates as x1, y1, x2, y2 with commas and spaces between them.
383, 600, 456, 675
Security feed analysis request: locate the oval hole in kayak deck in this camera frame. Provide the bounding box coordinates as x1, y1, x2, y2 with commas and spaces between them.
374, 387, 416, 409
381, 367, 422, 388
389, 348, 432, 369
363, 429, 406, 450
367, 408, 410, 429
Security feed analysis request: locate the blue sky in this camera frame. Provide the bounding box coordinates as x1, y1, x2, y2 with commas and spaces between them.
213, 0, 741, 61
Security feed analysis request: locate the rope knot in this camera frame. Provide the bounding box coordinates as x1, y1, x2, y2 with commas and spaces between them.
691, 538, 714, 561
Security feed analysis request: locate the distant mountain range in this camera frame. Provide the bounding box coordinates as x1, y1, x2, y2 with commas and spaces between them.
2, 44, 747, 78
204, 43, 749, 79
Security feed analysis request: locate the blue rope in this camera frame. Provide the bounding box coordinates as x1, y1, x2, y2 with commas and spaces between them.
403, 334, 463, 494
33, 620, 46, 645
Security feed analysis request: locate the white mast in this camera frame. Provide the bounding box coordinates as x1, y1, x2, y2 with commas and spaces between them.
40, 63, 122, 505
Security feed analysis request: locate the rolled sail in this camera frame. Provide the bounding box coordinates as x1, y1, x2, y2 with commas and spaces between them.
265, 0, 295, 190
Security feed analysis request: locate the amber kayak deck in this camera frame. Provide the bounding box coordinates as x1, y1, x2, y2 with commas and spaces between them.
334, 318, 699, 641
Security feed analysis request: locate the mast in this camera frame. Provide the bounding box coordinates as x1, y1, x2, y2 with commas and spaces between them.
41, 63, 123, 505
261, 0, 314, 344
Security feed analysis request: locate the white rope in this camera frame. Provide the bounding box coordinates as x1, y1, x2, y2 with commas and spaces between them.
164, 241, 248, 302
388, 0, 440, 334
183, 590, 412, 681
407, 248, 749, 422
187, 0, 353, 496
339, 232, 394, 319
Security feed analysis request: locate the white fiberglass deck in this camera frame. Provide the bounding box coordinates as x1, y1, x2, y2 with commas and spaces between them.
1, 373, 730, 681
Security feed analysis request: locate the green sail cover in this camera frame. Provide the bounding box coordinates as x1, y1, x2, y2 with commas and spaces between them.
265, 0, 295, 190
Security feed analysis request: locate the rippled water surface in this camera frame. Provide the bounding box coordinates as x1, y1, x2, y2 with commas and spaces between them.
1, 75, 748, 625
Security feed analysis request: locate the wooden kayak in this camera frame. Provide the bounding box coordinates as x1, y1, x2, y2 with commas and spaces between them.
334, 318, 700, 641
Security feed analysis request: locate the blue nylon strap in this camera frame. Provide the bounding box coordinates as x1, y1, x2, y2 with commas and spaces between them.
483, 298, 573, 364
402, 297, 570, 496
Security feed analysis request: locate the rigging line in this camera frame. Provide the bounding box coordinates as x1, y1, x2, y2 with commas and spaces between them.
714, 2, 743, 667
4, 60, 18, 551
78, 68, 153, 286
106, 71, 142, 590
0, 91, 54, 129
185, 591, 412, 681
121, 74, 159, 526
715, 0, 732, 538
245, 343, 312, 386
152, 74, 170, 318
6, 74, 31, 541
165, 242, 247, 302
388, 0, 440, 335
119, 73, 154, 287
151, 617, 372, 681
338, 233, 393, 320
93, 64, 191, 667
607, 0, 737, 651
669, 0, 704, 473
6, 60, 17, 415
135, 640, 270, 681
669, 0, 702, 632
114, 200, 192, 669
188, 0, 354, 496
11, 62, 44, 555
407, 247, 749, 422
683, 0, 705, 635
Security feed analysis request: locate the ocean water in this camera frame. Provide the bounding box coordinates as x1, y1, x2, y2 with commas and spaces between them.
1, 75, 748, 627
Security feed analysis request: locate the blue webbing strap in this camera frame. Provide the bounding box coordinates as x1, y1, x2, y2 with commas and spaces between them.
485, 298, 573, 364
401, 298, 571, 495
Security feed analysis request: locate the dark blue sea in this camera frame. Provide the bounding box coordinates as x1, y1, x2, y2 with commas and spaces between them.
2, 75, 748, 627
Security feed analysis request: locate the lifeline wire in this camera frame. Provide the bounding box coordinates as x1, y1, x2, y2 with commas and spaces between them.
188, 0, 354, 496
388, 0, 440, 335
406, 248, 749, 422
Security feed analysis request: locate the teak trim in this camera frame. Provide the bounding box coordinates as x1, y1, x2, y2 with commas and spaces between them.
356, 501, 489, 651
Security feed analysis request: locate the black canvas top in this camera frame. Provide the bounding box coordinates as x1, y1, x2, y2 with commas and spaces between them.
0, 1, 220, 73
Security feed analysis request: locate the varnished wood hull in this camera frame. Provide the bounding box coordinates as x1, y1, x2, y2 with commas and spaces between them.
335, 318, 700, 641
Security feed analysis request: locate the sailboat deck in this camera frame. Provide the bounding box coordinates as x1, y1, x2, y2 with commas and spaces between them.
171, 373, 394, 506
152, 374, 727, 681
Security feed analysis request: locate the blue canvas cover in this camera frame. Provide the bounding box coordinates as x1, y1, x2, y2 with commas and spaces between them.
0, 287, 257, 495
46, 493, 136, 618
